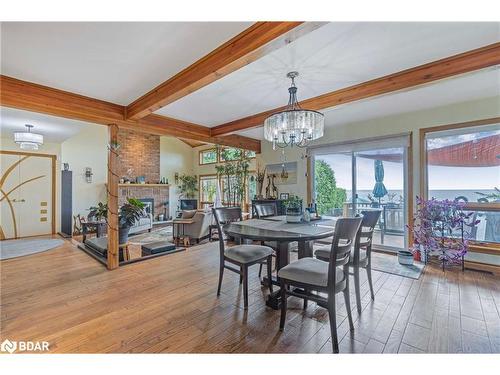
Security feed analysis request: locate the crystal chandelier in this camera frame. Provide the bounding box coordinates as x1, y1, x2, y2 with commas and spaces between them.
264, 72, 324, 149
14, 124, 44, 150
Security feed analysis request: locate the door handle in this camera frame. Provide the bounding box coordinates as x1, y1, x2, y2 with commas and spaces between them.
12, 199, 26, 203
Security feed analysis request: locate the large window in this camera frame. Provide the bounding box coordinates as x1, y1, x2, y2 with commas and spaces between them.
311, 135, 411, 252
199, 149, 217, 165
199, 175, 218, 206
219, 147, 243, 162
423, 121, 500, 244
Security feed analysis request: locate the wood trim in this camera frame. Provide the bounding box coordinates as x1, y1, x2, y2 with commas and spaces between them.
419, 117, 500, 203
125, 22, 324, 120
0, 151, 56, 237
469, 242, 500, 256
464, 260, 500, 275
211, 42, 500, 136
107, 125, 119, 270
198, 148, 218, 166
407, 132, 414, 249
179, 139, 207, 148
0, 75, 261, 152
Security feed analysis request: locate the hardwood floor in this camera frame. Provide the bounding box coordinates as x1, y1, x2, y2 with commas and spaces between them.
1, 238, 499, 353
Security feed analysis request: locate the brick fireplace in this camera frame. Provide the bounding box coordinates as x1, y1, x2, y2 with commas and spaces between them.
117, 129, 169, 220
119, 184, 169, 221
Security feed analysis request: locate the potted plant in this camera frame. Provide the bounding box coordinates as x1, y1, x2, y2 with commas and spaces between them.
283, 194, 303, 223
88, 198, 145, 244
178, 174, 198, 199
88, 202, 108, 222
118, 198, 145, 244
408, 197, 479, 270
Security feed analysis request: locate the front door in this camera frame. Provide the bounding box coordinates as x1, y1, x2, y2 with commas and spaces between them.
0, 151, 54, 239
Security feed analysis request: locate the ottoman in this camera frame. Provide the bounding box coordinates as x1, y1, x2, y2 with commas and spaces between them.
141, 241, 177, 257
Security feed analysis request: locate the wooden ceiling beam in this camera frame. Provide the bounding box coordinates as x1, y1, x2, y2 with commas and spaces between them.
0, 75, 261, 152
211, 42, 500, 136
125, 22, 325, 120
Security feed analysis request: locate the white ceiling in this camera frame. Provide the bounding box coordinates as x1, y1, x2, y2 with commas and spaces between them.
0, 22, 252, 104
237, 68, 500, 140
0, 107, 94, 142
155, 22, 500, 126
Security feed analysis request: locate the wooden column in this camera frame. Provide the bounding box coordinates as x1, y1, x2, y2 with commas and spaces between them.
107, 124, 119, 269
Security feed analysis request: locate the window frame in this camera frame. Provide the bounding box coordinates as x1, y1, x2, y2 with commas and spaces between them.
419, 117, 500, 212
419, 117, 500, 248
198, 148, 218, 165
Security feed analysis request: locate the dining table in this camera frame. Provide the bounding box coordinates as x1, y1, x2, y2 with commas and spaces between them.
224, 215, 336, 309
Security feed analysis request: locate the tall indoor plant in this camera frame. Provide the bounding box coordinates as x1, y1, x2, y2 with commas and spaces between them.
408, 197, 479, 270
88, 198, 145, 244
178, 174, 198, 199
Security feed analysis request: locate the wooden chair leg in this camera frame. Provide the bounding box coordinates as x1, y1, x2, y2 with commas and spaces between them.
240, 266, 243, 284
279, 280, 287, 331
353, 266, 362, 314
366, 263, 375, 300
266, 256, 273, 293
303, 289, 308, 310
242, 265, 249, 310
217, 262, 224, 296
258, 263, 263, 278
327, 293, 339, 353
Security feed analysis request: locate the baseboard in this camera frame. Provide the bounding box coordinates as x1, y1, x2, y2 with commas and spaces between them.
464, 260, 500, 275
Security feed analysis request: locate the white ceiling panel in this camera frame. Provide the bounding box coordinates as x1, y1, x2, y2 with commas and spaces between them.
0, 107, 94, 143
1, 22, 252, 104
156, 22, 500, 126
237, 68, 500, 140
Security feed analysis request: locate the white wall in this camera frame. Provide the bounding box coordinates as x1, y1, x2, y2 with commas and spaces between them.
61, 124, 108, 221
259, 95, 500, 204
0, 137, 62, 233
159, 136, 194, 218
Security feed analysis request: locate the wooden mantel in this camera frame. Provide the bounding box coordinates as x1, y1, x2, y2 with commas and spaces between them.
118, 184, 170, 187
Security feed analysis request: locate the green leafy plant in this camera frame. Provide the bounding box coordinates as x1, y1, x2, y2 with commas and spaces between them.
88, 202, 108, 221
314, 160, 347, 215
119, 198, 145, 228
88, 198, 145, 228
283, 194, 303, 211
215, 146, 250, 207
178, 174, 198, 198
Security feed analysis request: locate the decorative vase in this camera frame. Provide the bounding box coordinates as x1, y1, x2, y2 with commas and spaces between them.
118, 225, 131, 245
398, 250, 414, 265
286, 208, 302, 223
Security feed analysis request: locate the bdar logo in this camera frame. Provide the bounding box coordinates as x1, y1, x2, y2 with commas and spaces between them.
1, 339, 17, 354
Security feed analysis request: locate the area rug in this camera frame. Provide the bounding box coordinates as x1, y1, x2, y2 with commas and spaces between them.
128, 226, 173, 245
371, 252, 424, 280
0, 238, 65, 260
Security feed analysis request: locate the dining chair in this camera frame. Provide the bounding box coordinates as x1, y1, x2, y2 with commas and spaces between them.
254, 202, 279, 277
254, 203, 277, 218
315, 210, 381, 314
278, 217, 362, 353
213, 207, 274, 310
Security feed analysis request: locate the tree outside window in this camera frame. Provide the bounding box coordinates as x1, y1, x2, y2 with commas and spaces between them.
314, 159, 347, 216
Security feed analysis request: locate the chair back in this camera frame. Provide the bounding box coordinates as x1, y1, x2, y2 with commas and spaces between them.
327, 217, 362, 287
254, 203, 277, 218
355, 210, 382, 261
212, 207, 242, 258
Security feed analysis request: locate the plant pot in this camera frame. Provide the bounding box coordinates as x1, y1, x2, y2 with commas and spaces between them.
398, 250, 414, 265
286, 209, 302, 223
118, 225, 131, 245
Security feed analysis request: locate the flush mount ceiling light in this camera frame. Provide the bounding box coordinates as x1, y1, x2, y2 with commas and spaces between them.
14, 124, 44, 150
264, 71, 324, 150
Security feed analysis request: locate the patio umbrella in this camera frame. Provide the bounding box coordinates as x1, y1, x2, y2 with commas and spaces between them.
372, 160, 388, 204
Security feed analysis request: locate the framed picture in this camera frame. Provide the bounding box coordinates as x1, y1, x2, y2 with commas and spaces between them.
280, 193, 289, 200
266, 162, 297, 185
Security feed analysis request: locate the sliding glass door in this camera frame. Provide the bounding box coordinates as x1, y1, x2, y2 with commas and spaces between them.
312, 136, 410, 252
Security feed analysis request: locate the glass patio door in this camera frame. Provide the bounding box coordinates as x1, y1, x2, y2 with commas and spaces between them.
311, 135, 410, 252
